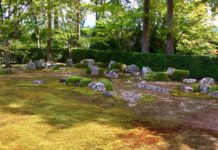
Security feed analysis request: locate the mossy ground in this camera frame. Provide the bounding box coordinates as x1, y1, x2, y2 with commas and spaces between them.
0, 67, 218, 149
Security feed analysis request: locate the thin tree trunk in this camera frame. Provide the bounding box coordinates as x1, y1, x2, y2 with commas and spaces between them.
76, 0, 81, 42
54, 1, 59, 30
166, 0, 174, 54
47, 0, 52, 61
141, 0, 150, 53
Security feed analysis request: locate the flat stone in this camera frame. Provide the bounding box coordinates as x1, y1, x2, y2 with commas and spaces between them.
122, 91, 143, 107
32, 80, 46, 85
88, 82, 106, 92
183, 79, 197, 84
180, 85, 193, 92
137, 82, 169, 94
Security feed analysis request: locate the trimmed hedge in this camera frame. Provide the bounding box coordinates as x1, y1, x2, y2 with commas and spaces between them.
66, 76, 82, 86
171, 69, 190, 81
99, 78, 113, 91
79, 78, 92, 87
71, 50, 218, 80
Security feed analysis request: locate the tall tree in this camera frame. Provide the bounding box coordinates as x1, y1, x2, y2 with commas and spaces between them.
47, 0, 52, 61
141, 0, 150, 53
166, 0, 174, 54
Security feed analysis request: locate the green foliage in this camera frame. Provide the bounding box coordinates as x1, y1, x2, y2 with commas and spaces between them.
96, 62, 108, 68
66, 76, 82, 85
172, 70, 190, 81
79, 78, 92, 87
86, 68, 92, 74
143, 72, 156, 81
137, 94, 157, 105
208, 85, 218, 93
0, 69, 8, 75
192, 84, 200, 92
99, 78, 113, 91
155, 72, 170, 81
74, 63, 88, 69
110, 62, 127, 72
99, 68, 105, 75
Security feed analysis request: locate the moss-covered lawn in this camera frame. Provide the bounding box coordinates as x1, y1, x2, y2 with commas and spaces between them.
0, 69, 218, 149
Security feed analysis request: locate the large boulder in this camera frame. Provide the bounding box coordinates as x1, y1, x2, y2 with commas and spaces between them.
199, 78, 215, 93
108, 60, 116, 69
142, 67, 152, 76
80, 59, 95, 67
90, 66, 99, 75
167, 67, 176, 76
125, 64, 140, 74
105, 71, 119, 79
27, 60, 36, 70
88, 82, 106, 92
33, 59, 46, 69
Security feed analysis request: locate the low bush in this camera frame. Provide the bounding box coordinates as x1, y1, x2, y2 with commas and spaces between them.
110, 62, 127, 72
79, 78, 92, 87
208, 85, 218, 93
96, 62, 108, 68
155, 72, 170, 81
192, 83, 200, 92
74, 63, 88, 69
99, 78, 113, 91
86, 68, 92, 74
172, 69, 190, 81
143, 72, 169, 81
66, 76, 82, 86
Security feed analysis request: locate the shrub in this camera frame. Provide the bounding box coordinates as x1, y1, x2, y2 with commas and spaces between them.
96, 62, 108, 68
192, 83, 200, 92
99, 78, 113, 91
99, 68, 105, 75
155, 72, 170, 81
74, 63, 88, 69
0, 69, 7, 75
172, 69, 190, 81
79, 78, 92, 87
86, 68, 92, 74
208, 85, 218, 93
144, 72, 169, 81
111, 62, 126, 72
66, 76, 82, 86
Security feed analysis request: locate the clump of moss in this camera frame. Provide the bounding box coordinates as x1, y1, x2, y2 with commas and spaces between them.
143, 72, 169, 81
137, 94, 157, 105
171, 69, 190, 81
66, 76, 82, 86
99, 78, 113, 91
79, 78, 92, 87
208, 85, 218, 93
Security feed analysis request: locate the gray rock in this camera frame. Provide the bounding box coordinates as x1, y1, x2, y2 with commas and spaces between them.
167, 67, 176, 76
27, 60, 36, 70
137, 82, 169, 94
88, 82, 106, 92
102, 91, 113, 97
142, 67, 152, 76
66, 59, 73, 66
80, 59, 95, 67
125, 64, 139, 74
32, 80, 46, 85
209, 91, 218, 98
33, 59, 46, 69
45, 61, 54, 68
199, 78, 215, 93
91, 66, 99, 75
108, 60, 116, 69
183, 79, 197, 84
122, 92, 143, 107
105, 71, 119, 79
180, 85, 193, 92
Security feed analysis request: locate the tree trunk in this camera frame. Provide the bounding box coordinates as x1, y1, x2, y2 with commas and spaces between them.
141, 0, 150, 53
166, 0, 174, 54
54, 1, 59, 30
47, 0, 52, 61
76, 0, 81, 42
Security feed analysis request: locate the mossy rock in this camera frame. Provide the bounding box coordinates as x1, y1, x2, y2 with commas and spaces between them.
79, 78, 92, 87
98, 78, 113, 91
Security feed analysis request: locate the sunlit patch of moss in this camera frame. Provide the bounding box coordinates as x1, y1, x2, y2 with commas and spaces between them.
137, 94, 157, 105
170, 89, 212, 99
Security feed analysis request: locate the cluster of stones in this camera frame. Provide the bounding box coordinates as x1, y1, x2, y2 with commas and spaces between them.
137, 82, 170, 94
88, 82, 113, 97
27, 59, 54, 70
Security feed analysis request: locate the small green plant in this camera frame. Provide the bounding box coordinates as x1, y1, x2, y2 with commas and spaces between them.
143, 72, 156, 81
96, 62, 107, 68
74, 63, 88, 69
79, 78, 92, 87
0, 69, 7, 75
208, 85, 218, 93
172, 69, 190, 81
66, 76, 82, 86
192, 83, 200, 92
155, 72, 170, 81
99, 78, 113, 91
